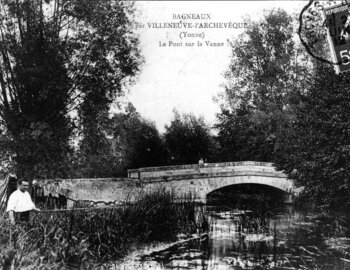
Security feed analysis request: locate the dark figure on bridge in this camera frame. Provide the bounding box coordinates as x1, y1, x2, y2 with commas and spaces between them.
199, 158, 204, 167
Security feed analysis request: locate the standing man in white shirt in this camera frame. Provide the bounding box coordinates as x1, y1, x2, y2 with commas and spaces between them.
6, 179, 40, 224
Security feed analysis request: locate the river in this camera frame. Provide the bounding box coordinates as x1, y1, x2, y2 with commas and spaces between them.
129, 205, 350, 270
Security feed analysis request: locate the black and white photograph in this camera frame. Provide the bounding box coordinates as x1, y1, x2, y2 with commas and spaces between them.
1, 0, 350, 269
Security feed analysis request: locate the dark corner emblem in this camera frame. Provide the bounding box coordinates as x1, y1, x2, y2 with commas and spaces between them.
299, 0, 350, 73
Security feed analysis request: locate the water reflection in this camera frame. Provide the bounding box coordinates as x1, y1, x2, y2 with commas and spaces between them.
138, 206, 350, 270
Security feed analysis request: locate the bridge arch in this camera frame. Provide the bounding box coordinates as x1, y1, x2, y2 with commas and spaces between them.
207, 182, 291, 196
129, 161, 297, 204
207, 182, 291, 205
203, 174, 294, 195
187, 173, 294, 204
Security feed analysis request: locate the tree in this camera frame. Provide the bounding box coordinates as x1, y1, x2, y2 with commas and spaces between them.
215, 104, 287, 162
274, 63, 350, 208
0, 0, 142, 179
109, 103, 166, 173
76, 0, 142, 176
164, 111, 216, 165
216, 8, 310, 162
72, 103, 165, 177
0, 0, 73, 179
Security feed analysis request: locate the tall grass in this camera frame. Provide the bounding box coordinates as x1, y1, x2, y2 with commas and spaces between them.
0, 188, 208, 269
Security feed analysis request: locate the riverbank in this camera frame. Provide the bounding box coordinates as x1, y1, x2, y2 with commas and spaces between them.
110, 233, 208, 270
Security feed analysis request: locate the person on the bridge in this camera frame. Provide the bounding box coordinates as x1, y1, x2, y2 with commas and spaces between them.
198, 158, 204, 167
6, 179, 40, 224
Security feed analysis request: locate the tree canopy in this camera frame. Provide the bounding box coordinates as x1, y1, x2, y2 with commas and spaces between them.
0, 0, 142, 179
216, 8, 309, 162
110, 104, 166, 171
274, 63, 350, 207
164, 110, 216, 165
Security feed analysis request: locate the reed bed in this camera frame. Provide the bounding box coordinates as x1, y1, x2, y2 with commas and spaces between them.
0, 188, 208, 270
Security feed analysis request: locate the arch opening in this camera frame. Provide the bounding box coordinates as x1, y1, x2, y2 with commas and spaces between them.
207, 183, 289, 210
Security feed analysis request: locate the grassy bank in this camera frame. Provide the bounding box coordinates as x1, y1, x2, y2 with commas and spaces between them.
0, 189, 208, 269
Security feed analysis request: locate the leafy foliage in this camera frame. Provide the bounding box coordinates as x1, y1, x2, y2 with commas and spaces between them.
164, 110, 217, 165
0, 0, 75, 179
216, 9, 309, 162
75, 103, 165, 177
274, 63, 350, 207
0, 0, 142, 179
109, 104, 166, 171
76, 1, 143, 176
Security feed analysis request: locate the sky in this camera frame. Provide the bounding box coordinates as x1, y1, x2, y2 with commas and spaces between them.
124, 1, 307, 133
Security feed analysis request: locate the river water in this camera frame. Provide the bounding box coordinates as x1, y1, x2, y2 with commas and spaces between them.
135, 205, 350, 270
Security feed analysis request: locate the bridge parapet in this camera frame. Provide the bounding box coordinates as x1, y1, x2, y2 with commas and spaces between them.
136, 170, 287, 184
127, 161, 283, 180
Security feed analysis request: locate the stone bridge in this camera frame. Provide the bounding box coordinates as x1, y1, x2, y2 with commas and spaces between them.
10, 161, 297, 207
127, 161, 297, 204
